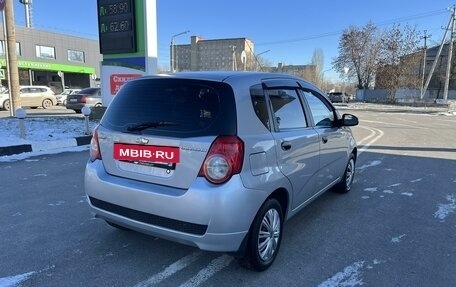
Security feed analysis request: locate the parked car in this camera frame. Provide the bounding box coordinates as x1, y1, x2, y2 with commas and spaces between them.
66, 87, 101, 113
84, 72, 359, 271
0, 85, 56, 111
56, 88, 81, 106
0, 90, 8, 110
327, 91, 349, 103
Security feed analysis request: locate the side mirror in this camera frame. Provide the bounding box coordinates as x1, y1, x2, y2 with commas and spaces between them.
341, 114, 358, 126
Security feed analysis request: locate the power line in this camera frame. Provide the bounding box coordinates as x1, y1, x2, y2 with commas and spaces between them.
256, 8, 448, 46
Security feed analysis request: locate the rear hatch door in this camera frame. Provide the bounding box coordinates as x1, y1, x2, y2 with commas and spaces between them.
98, 77, 237, 190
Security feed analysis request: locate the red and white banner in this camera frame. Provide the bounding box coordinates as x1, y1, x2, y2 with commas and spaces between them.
109, 74, 141, 95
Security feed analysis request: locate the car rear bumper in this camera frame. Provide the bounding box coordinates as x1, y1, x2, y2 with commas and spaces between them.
84, 160, 266, 252
66, 103, 84, 110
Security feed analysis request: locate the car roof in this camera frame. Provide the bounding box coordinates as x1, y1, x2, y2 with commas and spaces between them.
20, 85, 50, 88
149, 71, 300, 81
132, 71, 321, 91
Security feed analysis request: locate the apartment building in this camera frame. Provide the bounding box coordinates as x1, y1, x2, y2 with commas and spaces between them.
172, 36, 255, 71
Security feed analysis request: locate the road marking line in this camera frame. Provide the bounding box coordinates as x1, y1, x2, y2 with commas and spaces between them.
0, 272, 35, 287
361, 119, 418, 129
356, 126, 377, 146
357, 126, 384, 155
133, 251, 202, 287
178, 255, 233, 287
0, 265, 54, 287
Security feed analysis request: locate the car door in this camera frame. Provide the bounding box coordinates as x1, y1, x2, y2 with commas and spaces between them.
302, 89, 349, 191
264, 81, 320, 211
20, 87, 42, 107
19, 87, 32, 106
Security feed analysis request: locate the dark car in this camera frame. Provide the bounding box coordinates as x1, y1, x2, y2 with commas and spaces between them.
328, 92, 349, 103
66, 87, 102, 113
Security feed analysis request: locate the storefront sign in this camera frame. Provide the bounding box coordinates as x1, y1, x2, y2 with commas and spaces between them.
109, 73, 141, 95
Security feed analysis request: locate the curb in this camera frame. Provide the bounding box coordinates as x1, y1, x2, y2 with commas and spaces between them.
0, 135, 92, 157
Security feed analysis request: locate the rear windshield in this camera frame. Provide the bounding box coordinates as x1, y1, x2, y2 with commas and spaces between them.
101, 78, 237, 138
78, 88, 100, 95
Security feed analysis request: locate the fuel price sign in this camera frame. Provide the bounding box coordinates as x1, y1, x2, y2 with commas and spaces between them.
97, 0, 136, 54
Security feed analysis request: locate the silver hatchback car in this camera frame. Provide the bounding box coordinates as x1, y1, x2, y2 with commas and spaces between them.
85, 72, 358, 271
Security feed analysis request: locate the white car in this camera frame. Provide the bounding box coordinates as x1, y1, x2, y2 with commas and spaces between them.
0, 85, 56, 111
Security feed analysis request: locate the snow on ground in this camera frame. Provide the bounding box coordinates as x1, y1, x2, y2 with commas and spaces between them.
0, 116, 98, 147
317, 260, 384, 287
434, 194, 456, 222
0, 116, 97, 162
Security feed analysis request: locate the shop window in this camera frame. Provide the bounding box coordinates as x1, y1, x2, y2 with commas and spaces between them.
0, 41, 21, 56
67, 49, 85, 63
16, 42, 21, 56
36, 45, 55, 59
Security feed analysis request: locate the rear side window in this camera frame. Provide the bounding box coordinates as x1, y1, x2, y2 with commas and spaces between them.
102, 78, 237, 138
250, 85, 270, 130
78, 88, 99, 95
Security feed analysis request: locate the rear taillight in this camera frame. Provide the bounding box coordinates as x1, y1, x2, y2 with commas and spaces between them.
89, 126, 101, 162
81, 95, 87, 103
198, 136, 244, 184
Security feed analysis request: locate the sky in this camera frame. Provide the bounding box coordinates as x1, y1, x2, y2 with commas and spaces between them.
3, 0, 455, 80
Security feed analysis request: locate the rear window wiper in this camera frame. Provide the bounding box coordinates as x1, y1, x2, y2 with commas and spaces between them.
126, 121, 178, 132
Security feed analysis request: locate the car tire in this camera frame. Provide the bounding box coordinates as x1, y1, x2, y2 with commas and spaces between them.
105, 220, 131, 231
74, 109, 82, 114
3, 100, 9, 111
239, 198, 283, 271
63, 99, 67, 106
42, 99, 53, 109
333, 153, 356, 193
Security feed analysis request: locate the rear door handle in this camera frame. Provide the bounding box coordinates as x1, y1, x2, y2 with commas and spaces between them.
322, 136, 328, 144
281, 141, 292, 151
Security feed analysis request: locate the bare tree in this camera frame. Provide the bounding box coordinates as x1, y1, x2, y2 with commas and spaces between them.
376, 24, 421, 99
311, 48, 324, 85
245, 54, 272, 71
332, 22, 382, 89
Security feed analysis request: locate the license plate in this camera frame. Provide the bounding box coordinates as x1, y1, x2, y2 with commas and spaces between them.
70, 99, 77, 102
114, 143, 180, 163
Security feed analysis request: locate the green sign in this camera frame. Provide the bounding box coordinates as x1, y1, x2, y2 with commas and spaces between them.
0, 59, 95, 74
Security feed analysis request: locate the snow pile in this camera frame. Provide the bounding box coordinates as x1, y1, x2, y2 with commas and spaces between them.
0, 117, 98, 147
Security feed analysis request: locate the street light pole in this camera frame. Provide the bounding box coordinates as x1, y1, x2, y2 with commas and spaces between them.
170, 30, 189, 72
254, 49, 270, 71
320, 68, 333, 91
4, 0, 21, 116
343, 67, 350, 94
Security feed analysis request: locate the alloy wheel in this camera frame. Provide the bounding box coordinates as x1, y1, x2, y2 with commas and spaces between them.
257, 208, 281, 261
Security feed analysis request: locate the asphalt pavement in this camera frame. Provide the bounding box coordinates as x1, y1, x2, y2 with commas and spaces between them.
1, 106, 455, 286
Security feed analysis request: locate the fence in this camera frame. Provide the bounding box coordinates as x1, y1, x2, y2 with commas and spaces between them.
356, 89, 456, 103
